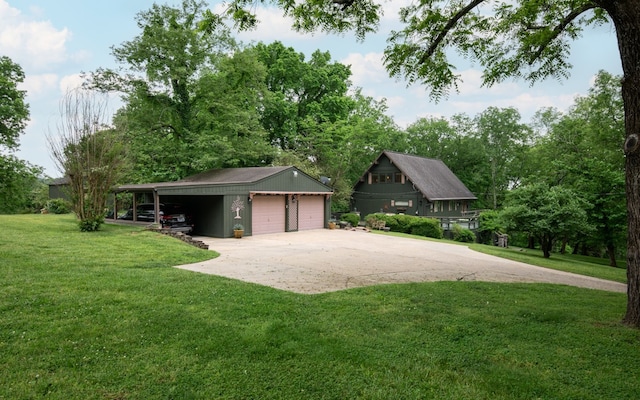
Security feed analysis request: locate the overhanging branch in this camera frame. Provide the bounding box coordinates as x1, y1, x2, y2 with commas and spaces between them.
530, 3, 597, 63
418, 0, 487, 65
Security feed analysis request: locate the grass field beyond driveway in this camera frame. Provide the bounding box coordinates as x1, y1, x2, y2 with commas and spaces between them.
1, 214, 639, 399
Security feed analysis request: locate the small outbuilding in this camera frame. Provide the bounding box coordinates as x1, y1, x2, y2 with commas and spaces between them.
351, 150, 477, 219
112, 166, 333, 238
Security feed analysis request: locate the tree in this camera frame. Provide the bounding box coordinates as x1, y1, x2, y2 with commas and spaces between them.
501, 183, 591, 259
474, 107, 534, 209
0, 56, 45, 214
189, 47, 275, 170
48, 90, 128, 231
0, 155, 43, 213
223, 0, 640, 326
0, 56, 29, 150
90, 0, 236, 182
528, 71, 626, 266
253, 41, 353, 153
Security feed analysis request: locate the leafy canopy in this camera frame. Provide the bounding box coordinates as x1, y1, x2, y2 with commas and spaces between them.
224, 1, 610, 100
0, 56, 29, 150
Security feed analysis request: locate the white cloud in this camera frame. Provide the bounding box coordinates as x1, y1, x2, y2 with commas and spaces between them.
341, 52, 387, 86
0, 0, 71, 70
59, 73, 85, 94
21, 73, 58, 97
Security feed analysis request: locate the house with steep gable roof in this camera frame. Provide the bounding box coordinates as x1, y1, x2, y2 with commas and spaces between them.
351, 151, 477, 219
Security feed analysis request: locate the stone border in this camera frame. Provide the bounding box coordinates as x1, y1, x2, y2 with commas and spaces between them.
148, 227, 209, 250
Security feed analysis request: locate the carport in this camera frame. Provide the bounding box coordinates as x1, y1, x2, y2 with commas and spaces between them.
110, 166, 333, 238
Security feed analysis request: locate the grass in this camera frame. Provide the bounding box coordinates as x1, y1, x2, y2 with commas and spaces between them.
1, 214, 639, 399
381, 231, 628, 284
469, 244, 628, 283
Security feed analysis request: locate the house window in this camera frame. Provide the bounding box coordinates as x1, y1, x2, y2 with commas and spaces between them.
372, 173, 380, 184
384, 173, 393, 183
395, 172, 402, 183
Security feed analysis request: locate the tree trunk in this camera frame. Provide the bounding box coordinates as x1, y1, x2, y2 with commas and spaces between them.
560, 238, 568, 254
608, 0, 640, 326
606, 243, 618, 268
541, 235, 552, 258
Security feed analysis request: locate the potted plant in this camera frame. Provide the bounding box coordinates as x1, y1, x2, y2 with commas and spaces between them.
233, 223, 244, 238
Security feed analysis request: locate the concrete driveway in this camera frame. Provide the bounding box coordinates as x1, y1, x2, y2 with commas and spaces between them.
175, 229, 627, 294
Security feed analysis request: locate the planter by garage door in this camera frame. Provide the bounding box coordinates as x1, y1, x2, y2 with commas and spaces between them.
252, 195, 285, 235
298, 195, 325, 230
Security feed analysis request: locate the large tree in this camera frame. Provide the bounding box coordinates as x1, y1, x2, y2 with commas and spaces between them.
223, 0, 640, 327
529, 71, 626, 266
501, 183, 591, 259
0, 56, 45, 214
253, 41, 353, 153
0, 56, 29, 150
90, 0, 237, 182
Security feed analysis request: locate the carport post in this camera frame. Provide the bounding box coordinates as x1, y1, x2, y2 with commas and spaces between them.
153, 189, 160, 224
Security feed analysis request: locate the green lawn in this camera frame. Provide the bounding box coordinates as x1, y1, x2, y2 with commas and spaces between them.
1, 214, 639, 399
382, 231, 628, 283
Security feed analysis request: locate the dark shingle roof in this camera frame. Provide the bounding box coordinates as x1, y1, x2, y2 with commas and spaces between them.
382, 151, 476, 201
115, 166, 291, 191
178, 166, 290, 185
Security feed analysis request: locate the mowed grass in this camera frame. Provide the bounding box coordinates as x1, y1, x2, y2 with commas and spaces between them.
382, 231, 628, 283
1, 214, 639, 399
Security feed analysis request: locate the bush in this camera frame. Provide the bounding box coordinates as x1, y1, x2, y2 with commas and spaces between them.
364, 213, 390, 230
341, 213, 361, 227
45, 198, 72, 214
78, 215, 104, 232
364, 213, 444, 239
452, 224, 476, 243
409, 218, 443, 239
391, 214, 415, 233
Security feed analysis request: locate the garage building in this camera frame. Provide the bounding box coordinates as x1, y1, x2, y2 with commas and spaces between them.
112, 166, 333, 238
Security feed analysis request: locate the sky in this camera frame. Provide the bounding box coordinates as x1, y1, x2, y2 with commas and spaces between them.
1, 0, 623, 177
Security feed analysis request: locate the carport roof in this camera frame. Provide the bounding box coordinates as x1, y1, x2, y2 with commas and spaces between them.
115, 166, 310, 192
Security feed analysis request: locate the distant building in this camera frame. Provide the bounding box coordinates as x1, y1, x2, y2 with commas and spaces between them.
351, 150, 477, 219
48, 177, 70, 202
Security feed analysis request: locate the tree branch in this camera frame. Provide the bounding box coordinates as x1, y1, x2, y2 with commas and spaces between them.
419, 0, 487, 65
529, 3, 598, 63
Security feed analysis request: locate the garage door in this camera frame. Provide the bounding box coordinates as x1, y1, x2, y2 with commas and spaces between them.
298, 195, 325, 231
252, 195, 285, 235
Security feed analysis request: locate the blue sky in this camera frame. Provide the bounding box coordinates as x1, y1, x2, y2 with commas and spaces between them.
1, 0, 622, 177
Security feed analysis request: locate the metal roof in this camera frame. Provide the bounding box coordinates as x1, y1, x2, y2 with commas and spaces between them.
367, 151, 477, 201
114, 166, 332, 193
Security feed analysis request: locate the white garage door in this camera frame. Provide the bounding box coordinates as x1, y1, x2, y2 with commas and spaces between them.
298, 195, 325, 231
252, 195, 285, 235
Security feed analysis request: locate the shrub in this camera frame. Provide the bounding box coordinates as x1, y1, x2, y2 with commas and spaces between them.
78, 215, 104, 232
452, 224, 476, 243
341, 213, 361, 227
409, 218, 443, 239
45, 198, 72, 214
365, 213, 444, 239
364, 213, 387, 229
390, 214, 415, 233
